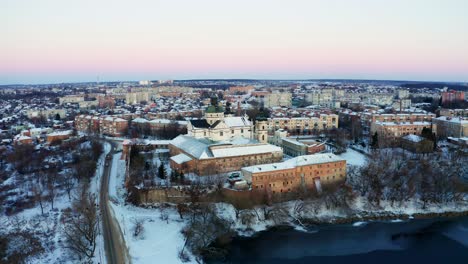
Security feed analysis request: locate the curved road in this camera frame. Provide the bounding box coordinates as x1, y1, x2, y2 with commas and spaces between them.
100, 142, 130, 264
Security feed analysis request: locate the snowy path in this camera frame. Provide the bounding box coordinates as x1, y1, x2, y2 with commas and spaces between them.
108, 148, 197, 264
100, 141, 131, 264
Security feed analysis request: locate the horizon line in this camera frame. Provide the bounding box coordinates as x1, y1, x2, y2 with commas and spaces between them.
1, 77, 467, 87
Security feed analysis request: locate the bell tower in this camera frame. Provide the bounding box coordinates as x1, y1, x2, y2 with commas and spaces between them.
254, 107, 269, 143
205, 96, 224, 125
255, 118, 268, 143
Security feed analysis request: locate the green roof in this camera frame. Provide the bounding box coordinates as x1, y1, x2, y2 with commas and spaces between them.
206, 105, 224, 113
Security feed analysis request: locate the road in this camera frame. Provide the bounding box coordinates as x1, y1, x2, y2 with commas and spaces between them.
100, 142, 130, 264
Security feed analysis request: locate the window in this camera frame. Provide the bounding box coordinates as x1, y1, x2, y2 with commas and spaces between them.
231, 130, 234, 134
241, 129, 244, 133
220, 131, 223, 136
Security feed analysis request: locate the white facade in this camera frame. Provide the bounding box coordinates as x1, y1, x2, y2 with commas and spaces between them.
188, 113, 253, 141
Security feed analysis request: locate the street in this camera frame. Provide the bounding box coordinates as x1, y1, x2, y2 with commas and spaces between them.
100, 142, 130, 264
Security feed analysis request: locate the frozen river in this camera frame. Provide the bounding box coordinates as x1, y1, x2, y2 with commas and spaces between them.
212, 216, 468, 264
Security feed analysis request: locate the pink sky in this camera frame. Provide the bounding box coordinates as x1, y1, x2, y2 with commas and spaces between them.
1, 0, 468, 84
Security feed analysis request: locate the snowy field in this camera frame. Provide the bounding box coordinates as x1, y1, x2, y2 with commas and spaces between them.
338, 148, 367, 167
108, 150, 197, 263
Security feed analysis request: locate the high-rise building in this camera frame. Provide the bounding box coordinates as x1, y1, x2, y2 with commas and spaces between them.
442, 90, 465, 105
263, 92, 292, 108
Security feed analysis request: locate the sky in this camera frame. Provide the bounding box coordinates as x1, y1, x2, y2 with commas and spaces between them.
1, 0, 468, 84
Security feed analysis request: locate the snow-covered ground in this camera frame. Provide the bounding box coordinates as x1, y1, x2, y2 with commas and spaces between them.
108, 149, 197, 263
110, 204, 195, 264
107, 145, 467, 263
338, 148, 367, 167
1, 195, 76, 263
108, 152, 127, 202
0, 142, 111, 263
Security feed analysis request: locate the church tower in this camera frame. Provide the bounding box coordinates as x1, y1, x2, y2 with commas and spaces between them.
255, 117, 268, 143
205, 96, 225, 125
254, 107, 270, 143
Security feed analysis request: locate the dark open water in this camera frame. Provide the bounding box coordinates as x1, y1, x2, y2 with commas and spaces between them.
213, 217, 468, 264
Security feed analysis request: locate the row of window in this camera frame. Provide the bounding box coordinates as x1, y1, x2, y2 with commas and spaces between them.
253, 168, 344, 181
203, 129, 247, 137
254, 174, 345, 190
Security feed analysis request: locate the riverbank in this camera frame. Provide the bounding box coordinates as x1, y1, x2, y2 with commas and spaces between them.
214, 197, 468, 238
298, 208, 468, 226
203, 205, 468, 263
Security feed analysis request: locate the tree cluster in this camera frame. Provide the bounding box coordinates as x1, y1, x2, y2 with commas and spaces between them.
130, 122, 187, 140
348, 149, 467, 208
181, 203, 233, 261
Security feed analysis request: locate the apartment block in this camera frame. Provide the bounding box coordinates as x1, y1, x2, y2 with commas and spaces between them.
267, 114, 338, 134
263, 92, 292, 108
432, 116, 468, 138
75, 115, 128, 137
371, 121, 433, 138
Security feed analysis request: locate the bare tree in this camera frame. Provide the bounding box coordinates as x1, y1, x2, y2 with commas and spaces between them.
63, 169, 76, 201
182, 203, 233, 258
132, 219, 145, 238
46, 171, 58, 210
64, 189, 99, 260
31, 172, 46, 215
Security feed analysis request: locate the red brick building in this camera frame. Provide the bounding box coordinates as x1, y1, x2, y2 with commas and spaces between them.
442, 90, 465, 105
242, 153, 346, 194
46, 130, 73, 144
75, 115, 129, 137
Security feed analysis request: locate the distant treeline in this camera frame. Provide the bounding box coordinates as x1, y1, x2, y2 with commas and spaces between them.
179, 84, 233, 90
401, 82, 467, 91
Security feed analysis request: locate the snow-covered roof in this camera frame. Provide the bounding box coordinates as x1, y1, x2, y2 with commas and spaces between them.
281, 137, 306, 146
132, 118, 148, 123
170, 135, 212, 159
15, 135, 31, 141
149, 119, 171, 124
224, 116, 251, 127
402, 134, 424, 143
210, 144, 282, 158
170, 153, 192, 164
170, 135, 282, 160
47, 130, 73, 137
242, 153, 345, 173
375, 121, 431, 126
434, 116, 468, 124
